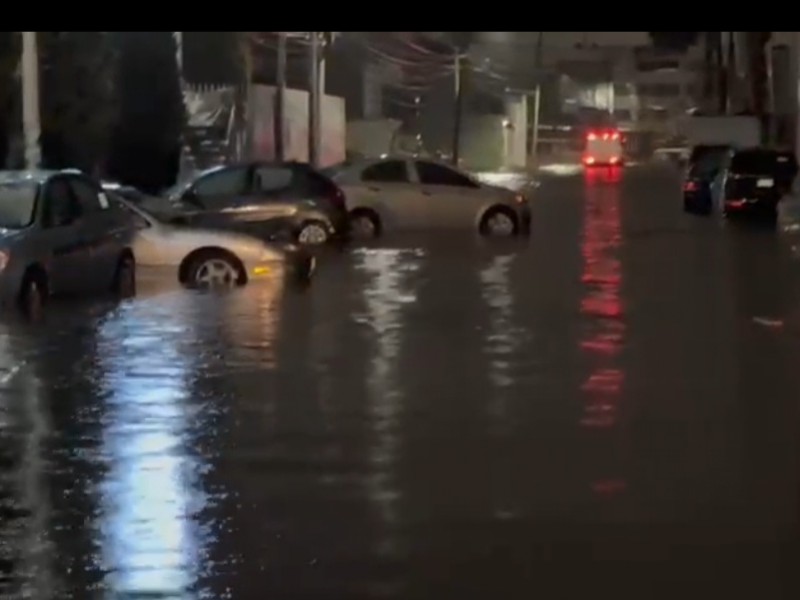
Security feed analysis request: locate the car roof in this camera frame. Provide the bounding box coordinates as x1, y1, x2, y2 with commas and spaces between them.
194, 161, 319, 179
0, 169, 83, 185
732, 146, 792, 154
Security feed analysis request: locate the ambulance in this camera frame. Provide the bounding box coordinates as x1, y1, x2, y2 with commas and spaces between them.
582, 129, 624, 167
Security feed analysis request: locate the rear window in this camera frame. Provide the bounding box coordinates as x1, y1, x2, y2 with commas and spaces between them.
689, 147, 729, 177
730, 151, 786, 174
689, 145, 729, 164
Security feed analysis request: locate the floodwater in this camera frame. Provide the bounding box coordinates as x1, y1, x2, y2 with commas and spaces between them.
1, 163, 799, 599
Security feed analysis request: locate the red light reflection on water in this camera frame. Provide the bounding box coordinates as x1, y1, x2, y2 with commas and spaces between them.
581, 170, 626, 496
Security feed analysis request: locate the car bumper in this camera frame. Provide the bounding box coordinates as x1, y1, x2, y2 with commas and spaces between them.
684, 190, 712, 210
723, 198, 779, 214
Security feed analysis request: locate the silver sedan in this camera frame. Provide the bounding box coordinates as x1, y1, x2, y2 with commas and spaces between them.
325, 157, 532, 238
105, 192, 315, 289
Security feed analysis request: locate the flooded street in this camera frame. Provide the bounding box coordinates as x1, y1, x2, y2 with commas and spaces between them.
2, 163, 800, 599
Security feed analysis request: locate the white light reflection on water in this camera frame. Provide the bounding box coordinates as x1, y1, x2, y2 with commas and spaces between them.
479, 254, 523, 427
94, 299, 205, 597
355, 248, 423, 550
0, 324, 52, 598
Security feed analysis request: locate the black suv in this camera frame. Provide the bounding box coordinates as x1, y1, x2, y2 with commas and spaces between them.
718, 148, 798, 219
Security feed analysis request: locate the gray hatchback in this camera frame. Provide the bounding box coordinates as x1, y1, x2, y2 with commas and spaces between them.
0, 170, 137, 318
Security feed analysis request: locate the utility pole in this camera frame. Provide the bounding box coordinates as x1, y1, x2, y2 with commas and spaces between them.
451, 32, 472, 167
531, 31, 544, 166
726, 31, 736, 114
452, 52, 464, 166
173, 32, 191, 179
716, 32, 727, 114
308, 32, 320, 167
703, 32, 715, 107
275, 32, 287, 161
21, 31, 41, 170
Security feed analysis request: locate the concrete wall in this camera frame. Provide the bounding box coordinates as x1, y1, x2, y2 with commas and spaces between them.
249, 85, 346, 168
346, 119, 401, 157
504, 96, 528, 169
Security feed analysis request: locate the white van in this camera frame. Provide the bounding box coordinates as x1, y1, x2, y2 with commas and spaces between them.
583, 129, 624, 167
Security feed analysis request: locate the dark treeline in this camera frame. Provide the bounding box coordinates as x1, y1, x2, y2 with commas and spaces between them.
0, 31, 185, 194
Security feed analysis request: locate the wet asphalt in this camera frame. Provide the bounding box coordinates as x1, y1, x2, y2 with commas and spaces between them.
1, 162, 800, 599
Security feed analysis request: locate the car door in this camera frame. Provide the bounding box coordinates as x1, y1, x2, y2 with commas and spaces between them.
351, 160, 423, 230
236, 165, 304, 240
67, 175, 127, 292
38, 176, 86, 296
413, 160, 487, 228
180, 165, 252, 230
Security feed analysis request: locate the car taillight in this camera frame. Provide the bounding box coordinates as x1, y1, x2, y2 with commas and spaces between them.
684, 180, 698, 192
609, 156, 620, 164
583, 156, 595, 165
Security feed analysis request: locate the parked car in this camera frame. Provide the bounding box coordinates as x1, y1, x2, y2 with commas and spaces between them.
324, 157, 531, 238
683, 144, 731, 214
0, 170, 136, 319
164, 162, 349, 246
713, 147, 798, 219
103, 189, 316, 288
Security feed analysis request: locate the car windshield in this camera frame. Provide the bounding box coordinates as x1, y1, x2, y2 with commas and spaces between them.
320, 162, 350, 181
164, 179, 194, 200
730, 151, 782, 174
105, 190, 159, 223
0, 180, 38, 228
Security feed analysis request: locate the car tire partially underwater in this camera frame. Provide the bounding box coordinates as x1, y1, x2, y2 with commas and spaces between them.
187, 250, 244, 290
479, 206, 519, 237
296, 221, 330, 246
349, 209, 382, 239
113, 254, 137, 299
18, 271, 45, 322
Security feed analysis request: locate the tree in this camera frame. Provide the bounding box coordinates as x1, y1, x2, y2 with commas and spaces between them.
0, 33, 20, 167
106, 32, 185, 192
38, 32, 117, 173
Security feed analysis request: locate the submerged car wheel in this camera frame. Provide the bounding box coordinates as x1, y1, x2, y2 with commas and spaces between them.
297, 221, 330, 245
18, 273, 45, 322
349, 209, 381, 239
113, 255, 136, 299
479, 206, 518, 237
188, 251, 242, 289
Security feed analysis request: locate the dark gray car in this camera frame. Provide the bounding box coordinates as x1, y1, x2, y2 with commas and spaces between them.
165, 162, 350, 246
0, 170, 137, 318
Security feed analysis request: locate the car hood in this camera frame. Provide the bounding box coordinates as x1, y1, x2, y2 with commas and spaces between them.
154, 222, 287, 260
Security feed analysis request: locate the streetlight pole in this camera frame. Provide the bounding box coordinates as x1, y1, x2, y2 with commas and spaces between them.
451, 32, 473, 167
452, 51, 464, 166
21, 31, 41, 170
308, 32, 320, 167
532, 31, 544, 167
275, 32, 287, 161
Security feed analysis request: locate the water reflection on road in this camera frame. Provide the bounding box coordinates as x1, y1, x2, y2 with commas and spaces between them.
0, 165, 799, 599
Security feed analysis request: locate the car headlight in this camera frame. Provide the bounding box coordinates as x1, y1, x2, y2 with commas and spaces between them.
0, 250, 9, 273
